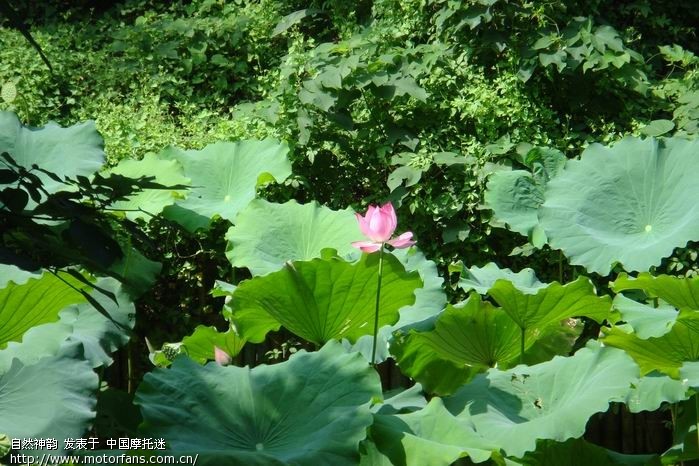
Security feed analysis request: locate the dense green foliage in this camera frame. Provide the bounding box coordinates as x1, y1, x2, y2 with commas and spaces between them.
2, 0, 699, 465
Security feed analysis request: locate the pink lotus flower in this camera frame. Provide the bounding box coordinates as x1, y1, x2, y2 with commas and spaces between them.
352, 202, 416, 253
214, 346, 232, 366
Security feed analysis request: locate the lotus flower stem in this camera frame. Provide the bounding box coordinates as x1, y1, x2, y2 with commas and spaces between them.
370, 246, 385, 367
520, 326, 525, 364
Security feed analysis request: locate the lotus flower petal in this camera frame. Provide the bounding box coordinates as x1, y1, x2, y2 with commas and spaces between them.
351, 241, 383, 253
387, 232, 415, 249
214, 346, 232, 366
357, 203, 397, 242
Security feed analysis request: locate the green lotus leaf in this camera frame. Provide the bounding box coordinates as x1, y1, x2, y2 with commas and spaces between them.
612, 273, 699, 311
0, 271, 88, 347
539, 136, 699, 275
624, 371, 689, 413
107, 247, 161, 298
0, 278, 135, 372
362, 398, 497, 466
0, 345, 98, 452
680, 361, 699, 388
459, 262, 546, 295
0, 264, 40, 288
444, 344, 639, 458
391, 294, 582, 395
0, 111, 105, 193
348, 249, 446, 363
484, 147, 566, 237
160, 140, 291, 232
602, 310, 699, 377
484, 170, 541, 235
510, 438, 656, 466
106, 153, 189, 221
228, 253, 422, 345
225, 199, 363, 276
180, 325, 246, 364
396, 296, 520, 371
488, 276, 611, 330
373, 384, 427, 415
135, 341, 381, 465
611, 294, 678, 339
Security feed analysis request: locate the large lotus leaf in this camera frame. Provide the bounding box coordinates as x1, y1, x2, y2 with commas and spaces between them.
484, 148, 566, 237
0, 278, 135, 372
106, 153, 189, 222
484, 171, 542, 236
681, 361, 699, 388
373, 385, 427, 415
0, 111, 104, 193
0, 264, 40, 288
612, 273, 699, 311
0, 345, 98, 452
225, 199, 363, 275
602, 310, 699, 377
624, 371, 689, 413
0, 271, 87, 347
488, 276, 612, 330
539, 136, 699, 275
443, 344, 639, 458
396, 296, 520, 370
362, 398, 498, 466
611, 294, 678, 339
348, 249, 447, 363
392, 295, 582, 395
107, 247, 161, 298
459, 262, 546, 295
228, 253, 422, 345
510, 438, 655, 466
180, 325, 246, 364
160, 141, 291, 232
135, 341, 380, 466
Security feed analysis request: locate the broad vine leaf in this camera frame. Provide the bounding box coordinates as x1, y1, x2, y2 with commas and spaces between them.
0, 345, 98, 453
161, 140, 291, 232
487, 276, 612, 330
444, 344, 639, 458
539, 136, 699, 275
611, 294, 678, 339
459, 262, 545, 295
0, 271, 88, 347
612, 273, 699, 311
225, 199, 363, 275
0, 111, 105, 193
362, 398, 497, 466
348, 249, 446, 363
180, 325, 246, 364
602, 311, 699, 377
106, 153, 188, 221
228, 253, 421, 345
0, 278, 135, 372
135, 341, 380, 466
